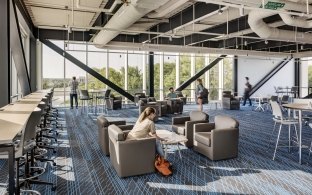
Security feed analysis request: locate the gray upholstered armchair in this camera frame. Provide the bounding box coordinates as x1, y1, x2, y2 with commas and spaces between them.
134, 92, 148, 104
222, 91, 240, 110
108, 124, 156, 177
106, 94, 122, 110
138, 100, 160, 121
193, 115, 239, 161
97, 115, 134, 156
172, 111, 209, 147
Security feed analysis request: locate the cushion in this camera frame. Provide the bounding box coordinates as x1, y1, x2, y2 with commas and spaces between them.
97, 115, 109, 127
172, 124, 185, 135
195, 132, 211, 147
214, 115, 239, 129
190, 111, 208, 121
108, 124, 125, 141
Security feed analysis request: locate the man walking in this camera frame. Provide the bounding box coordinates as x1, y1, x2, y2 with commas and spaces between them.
69, 76, 79, 109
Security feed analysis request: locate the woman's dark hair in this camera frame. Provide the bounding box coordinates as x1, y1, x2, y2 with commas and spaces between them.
138, 107, 156, 122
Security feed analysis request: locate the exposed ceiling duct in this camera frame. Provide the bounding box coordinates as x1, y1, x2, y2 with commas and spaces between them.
147, 0, 189, 18
248, 0, 312, 43
93, 0, 170, 48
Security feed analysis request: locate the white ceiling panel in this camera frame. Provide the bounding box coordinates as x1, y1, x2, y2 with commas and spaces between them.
30, 6, 95, 27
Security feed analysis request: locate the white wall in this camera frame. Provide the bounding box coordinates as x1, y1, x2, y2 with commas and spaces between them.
237, 57, 295, 97
300, 58, 309, 97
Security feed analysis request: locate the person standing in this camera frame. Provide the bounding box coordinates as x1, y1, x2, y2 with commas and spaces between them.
196, 79, 204, 111
69, 76, 79, 109
243, 77, 252, 106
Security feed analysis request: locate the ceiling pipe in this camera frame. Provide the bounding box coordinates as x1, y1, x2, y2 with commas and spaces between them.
197, 0, 312, 18
279, 12, 312, 28
147, 0, 190, 18
102, 41, 292, 58
76, 0, 122, 13
142, 6, 229, 43
93, 0, 170, 47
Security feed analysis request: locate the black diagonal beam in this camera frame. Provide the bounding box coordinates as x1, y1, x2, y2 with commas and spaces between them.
249, 57, 292, 96
176, 55, 227, 91
40, 39, 134, 102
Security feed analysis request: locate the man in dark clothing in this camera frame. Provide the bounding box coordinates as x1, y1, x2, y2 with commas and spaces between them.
69, 76, 79, 109
243, 77, 252, 106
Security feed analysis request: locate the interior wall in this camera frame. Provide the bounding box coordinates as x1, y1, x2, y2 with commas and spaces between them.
237, 57, 295, 97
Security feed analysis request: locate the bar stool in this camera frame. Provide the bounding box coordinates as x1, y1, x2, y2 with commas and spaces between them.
269, 101, 299, 160
79, 90, 93, 113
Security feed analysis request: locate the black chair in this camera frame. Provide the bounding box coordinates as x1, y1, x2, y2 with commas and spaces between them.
79, 90, 93, 113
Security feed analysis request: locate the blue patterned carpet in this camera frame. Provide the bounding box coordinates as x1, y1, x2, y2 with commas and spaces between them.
1, 104, 312, 194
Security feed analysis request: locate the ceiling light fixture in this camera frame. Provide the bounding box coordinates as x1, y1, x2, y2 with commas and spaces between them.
244, 40, 247, 46
169, 36, 172, 42
265, 40, 268, 44
301, 44, 304, 50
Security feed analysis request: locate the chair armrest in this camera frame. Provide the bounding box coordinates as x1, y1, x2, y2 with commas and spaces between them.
109, 120, 126, 126
172, 116, 190, 125
194, 123, 215, 133
211, 128, 239, 147
118, 125, 134, 130
185, 120, 209, 131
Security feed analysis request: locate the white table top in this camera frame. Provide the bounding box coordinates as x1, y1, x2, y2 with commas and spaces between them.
0, 91, 47, 144
156, 130, 188, 145
283, 103, 312, 111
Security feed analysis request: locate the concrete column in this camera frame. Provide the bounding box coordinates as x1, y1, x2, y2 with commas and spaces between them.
205, 54, 210, 90
191, 53, 195, 101
160, 52, 164, 100
218, 59, 224, 100
36, 41, 42, 90
106, 49, 109, 89
124, 51, 128, 91
143, 51, 147, 93
175, 53, 180, 89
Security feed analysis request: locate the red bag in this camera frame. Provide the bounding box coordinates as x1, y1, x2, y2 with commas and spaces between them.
154, 155, 172, 176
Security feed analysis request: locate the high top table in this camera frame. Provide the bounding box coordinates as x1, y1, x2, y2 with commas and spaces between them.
0, 91, 48, 194
282, 103, 312, 164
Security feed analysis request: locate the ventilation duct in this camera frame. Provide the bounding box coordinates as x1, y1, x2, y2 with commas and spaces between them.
248, 0, 312, 43
93, 0, 169, 48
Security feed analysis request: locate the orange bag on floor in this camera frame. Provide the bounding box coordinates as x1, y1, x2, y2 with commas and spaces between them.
154, 155, 172, 176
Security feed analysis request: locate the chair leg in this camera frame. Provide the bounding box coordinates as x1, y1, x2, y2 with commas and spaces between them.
288, 124, 291, 152
273, 124, 282, 160
267, 121, 277, 150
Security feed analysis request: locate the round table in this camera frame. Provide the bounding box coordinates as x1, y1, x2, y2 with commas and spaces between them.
282, 103, 312, 164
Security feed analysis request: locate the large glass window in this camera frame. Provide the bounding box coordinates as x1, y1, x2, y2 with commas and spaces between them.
87, 49, 107, 90
42, 40, 65, 107
223, 56, 233, 91
128, 51, 143, 94
153, 52, 161, 99
209, 55, 219, 100
164, 53, 176, 94
108, 50, 125, 96
180, 54, 191, 98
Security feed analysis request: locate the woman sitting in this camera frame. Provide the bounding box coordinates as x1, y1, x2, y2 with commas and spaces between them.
127, 107, 165, 158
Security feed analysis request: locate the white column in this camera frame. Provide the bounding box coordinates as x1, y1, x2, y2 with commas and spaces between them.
175, 53, 180, 89
142, 51, 147, 93
218, 58, 224, 100
205, 54, 210, 90
124, 51, 128, 91
191, 53, 196, 101
36, 40, 42, 90
160, 52, 164, 100
106, 49, 109, 89
86, 42, 88, 89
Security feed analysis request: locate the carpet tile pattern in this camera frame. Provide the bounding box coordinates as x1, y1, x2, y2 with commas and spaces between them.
1, 104, 312, 194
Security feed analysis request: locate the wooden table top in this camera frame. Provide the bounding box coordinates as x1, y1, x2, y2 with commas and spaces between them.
0, 91, 48, 144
